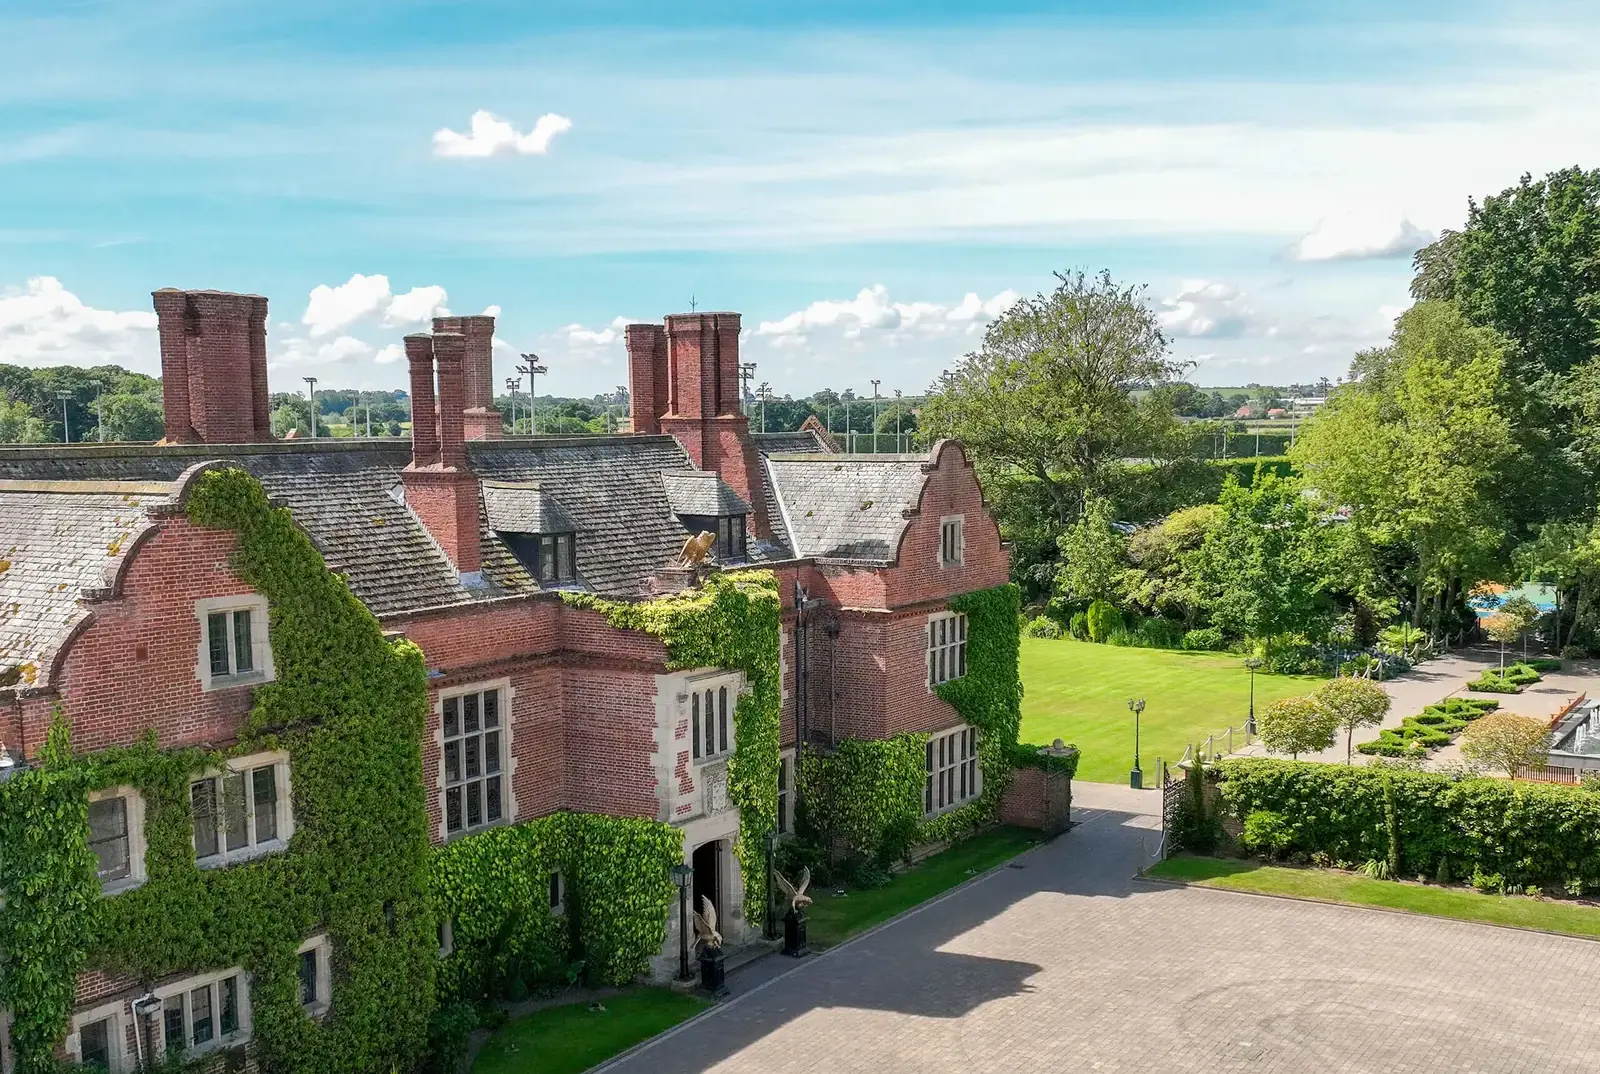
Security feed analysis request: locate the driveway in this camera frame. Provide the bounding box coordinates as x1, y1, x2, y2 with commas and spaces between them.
600, 783, 1600, 1073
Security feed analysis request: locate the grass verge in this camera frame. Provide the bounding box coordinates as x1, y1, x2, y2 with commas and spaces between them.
805, 826, 1040, 950
1148, 855, 1600, 940
1020, 637, 1323, 783
471, 989, 709, 1074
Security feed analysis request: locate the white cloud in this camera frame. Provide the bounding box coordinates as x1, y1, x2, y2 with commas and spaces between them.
270, 334, 380, 369
1290, 212, 1435, 262
753, 285, 1018, 349
0, 277, 158, 372
483, 304, 502, 317
301, 274, 449, 337
562, 315, 631, 348
1159, 280, 1266, 340
432, 110, 573, 159
375, 342, 405, 365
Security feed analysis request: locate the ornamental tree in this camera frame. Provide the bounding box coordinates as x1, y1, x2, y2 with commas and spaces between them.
1460, 713, 1552, 779
1315, 676, 1391, 764
1484, 613, 1521, 671
1258, 695, 1340, 760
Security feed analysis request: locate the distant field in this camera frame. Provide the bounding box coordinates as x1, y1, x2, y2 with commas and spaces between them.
1019, 637, 1325, 783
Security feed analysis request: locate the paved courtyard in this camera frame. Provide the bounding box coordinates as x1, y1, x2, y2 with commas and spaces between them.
602, 783, 1600, 1074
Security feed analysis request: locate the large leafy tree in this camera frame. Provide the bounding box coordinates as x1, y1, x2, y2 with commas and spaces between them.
1054, 494, 1126, 605
1122, 503, 1222, 627
1184, 473, 1338, 641
1292, 301, 1516, 635
1411, 167, 1600, 523
920, 269, 1194, 595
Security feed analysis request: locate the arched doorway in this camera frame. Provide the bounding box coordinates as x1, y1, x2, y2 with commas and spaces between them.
692, 839, 722, 929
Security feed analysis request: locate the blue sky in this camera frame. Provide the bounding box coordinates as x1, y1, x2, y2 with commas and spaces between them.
1, 0, 1597, 400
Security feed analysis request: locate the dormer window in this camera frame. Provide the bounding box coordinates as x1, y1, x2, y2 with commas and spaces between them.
681, 514, 748, 563
527, 533, 577, 584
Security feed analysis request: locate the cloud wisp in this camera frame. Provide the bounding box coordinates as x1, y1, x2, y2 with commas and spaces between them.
432, 110, 573, 159
1290, 212, 1436, 262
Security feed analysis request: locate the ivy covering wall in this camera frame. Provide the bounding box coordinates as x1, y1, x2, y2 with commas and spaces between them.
800, 583, 1026, 858
432, 812, 682, 999
564, 569, 782, 928
0, 466, 438, 1073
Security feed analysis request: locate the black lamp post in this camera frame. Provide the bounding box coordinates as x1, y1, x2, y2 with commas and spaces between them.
1245, 657, 1263, 736
670, 862, 694, 980
1128, 697, 1145, 789
764, 830, 778, 940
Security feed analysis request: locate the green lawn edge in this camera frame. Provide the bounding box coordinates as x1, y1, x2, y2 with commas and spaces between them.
470, 989, 710, 1074
806, 826, 1042, 949
1146, 855, 1600, 941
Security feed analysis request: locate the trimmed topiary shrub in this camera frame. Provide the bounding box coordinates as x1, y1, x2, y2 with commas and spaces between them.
1086, 600, 1122, 643
1068, 611, 1089, 640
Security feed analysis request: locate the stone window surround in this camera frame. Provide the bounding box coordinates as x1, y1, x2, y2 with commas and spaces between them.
193, 594, 275, 692
150, 965, 253, 1058
88, 784, 148, 896
66, 998, 131, 1072
777, 749, 795, 836
433, 676, 518, 843
926, 610, 969, 689
297, 935, 333, 1019
684, 670, 744, 768
190, 749, 295, 869
938, 514, 965, 568
924, 722, 981, 817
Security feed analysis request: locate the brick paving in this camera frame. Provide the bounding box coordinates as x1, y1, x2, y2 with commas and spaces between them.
601, 783, 1600, 1073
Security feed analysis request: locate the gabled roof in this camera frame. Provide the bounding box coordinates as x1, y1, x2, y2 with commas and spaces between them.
763, 453, 933, 564
752, 428, 829, 552
481, 482, 580, 535
660, 470, 752, 517
0, 481, 164, 686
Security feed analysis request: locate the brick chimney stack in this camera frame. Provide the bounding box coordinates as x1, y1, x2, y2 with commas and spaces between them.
402, 330, 483, 583
152, 289, 271, 444
628, 311, 768, 537
433, 314, 502, 440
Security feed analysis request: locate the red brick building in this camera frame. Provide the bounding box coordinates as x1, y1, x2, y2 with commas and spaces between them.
0, 290, 1012, 1069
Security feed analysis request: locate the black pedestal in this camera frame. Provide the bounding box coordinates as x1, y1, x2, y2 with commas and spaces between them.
783, 909, 809, 957
698, 948, 726, 993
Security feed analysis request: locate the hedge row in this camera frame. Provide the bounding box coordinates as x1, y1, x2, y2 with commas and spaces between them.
1467, 662, 1543, 694
1218, 758, 1600, 893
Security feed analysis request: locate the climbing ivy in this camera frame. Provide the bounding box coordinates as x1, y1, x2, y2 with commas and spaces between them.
563, 570, 782, 928
800, 583, 1027, 857
0, 466, 437, 1073
0, 717, 97, 1074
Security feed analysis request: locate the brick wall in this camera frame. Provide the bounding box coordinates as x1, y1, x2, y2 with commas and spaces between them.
41, 517, 257, 756
999, 765, 1072, 834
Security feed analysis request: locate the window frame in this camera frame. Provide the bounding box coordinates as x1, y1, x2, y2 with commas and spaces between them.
686, 673, 740, 766
189, 750, 294, 869
926, 611, 969, 688
151, 967, 252, 1059
680, 515, 748, 564
924, 724, 980, 816
438, 679, 514, 841
87, 785, 147, 896
777, 750, 795, 836
193, 595, 274, 692
939, 515, 965, 568
296, 935, 333, 1019
66, 1000, 130, 1072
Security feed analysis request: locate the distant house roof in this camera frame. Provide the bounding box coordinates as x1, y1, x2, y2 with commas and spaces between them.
660, 470, 752, 517
763, 453, 932, 564
0, 481, 165, 687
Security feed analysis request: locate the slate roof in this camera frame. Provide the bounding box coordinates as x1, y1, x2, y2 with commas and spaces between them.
0, 482, 164, 686
660, 470, 752, 517
752, 430, 828, 552
763, 453, 933, 564
481, 482, 580, 535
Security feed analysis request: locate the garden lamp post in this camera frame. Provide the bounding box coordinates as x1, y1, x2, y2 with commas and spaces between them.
1245, 657, 1263, 736
1128, 697, 1145, 789
671, 862, 695, 980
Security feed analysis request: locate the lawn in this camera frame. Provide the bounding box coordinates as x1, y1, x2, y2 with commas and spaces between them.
1020, 637, 1324, 783
1147, 856, 1600, 940
806, 827, 1040, 949
472, 989, 709, 1074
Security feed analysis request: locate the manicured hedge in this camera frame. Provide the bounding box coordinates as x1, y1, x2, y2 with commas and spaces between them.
1356, 697, 1497, 757
1218, 758, 1600, 892
1468, 662, 1543, 693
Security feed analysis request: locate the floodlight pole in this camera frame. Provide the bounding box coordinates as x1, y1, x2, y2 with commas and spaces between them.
303, 377, 318, 438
